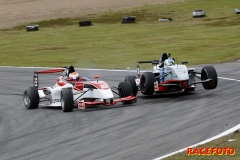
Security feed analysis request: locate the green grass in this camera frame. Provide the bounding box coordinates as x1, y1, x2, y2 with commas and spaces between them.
0, 0, 240, 69
165, 131, 240, 160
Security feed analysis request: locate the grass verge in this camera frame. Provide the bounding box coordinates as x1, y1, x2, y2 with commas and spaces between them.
0, 0, 240, 69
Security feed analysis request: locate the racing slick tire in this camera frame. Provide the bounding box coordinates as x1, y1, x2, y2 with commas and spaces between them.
201, 66, 218, 90
118, 81, 134, 104
125, 75, 138, 96
61, 88, 73, 112
140, 72, 155, 95
23, 86, 39, 109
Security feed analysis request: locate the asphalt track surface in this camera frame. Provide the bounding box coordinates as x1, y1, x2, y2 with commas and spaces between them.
1, 62, 240, 160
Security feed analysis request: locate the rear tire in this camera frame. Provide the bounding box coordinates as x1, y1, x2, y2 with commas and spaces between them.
125, 75, 138, 96
201, 66, 218, 90
118, 81, 134, 104
61, 88, 73, 112
23, 86, 39, 109
140, 72, 155, 95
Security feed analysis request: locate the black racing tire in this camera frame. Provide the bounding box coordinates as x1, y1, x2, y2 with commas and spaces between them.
125, 75, 138, 96
23, 86, 39, 109
140, 72, 155, 95
201, 66, 218, 90
61, 88, 73, 112
118, 81, 134, 104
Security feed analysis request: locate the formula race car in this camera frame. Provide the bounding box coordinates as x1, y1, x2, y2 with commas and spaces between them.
23, 65, 137, 112
124, 53, 218, 96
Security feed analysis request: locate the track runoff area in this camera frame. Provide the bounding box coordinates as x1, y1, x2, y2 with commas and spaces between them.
3, 66, 240, 159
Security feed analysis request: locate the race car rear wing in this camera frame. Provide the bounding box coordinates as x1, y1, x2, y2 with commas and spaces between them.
33, 68, 66, 88
37, 68, 65, 74
137, 60, 159, 78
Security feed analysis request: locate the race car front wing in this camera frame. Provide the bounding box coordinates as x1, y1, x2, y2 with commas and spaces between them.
77, 95, 137, 109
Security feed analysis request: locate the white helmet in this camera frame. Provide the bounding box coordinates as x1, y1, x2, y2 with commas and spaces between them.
164, 59, 175, 67
69, 72, 80, 81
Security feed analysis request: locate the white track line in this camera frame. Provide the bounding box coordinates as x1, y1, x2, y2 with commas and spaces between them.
218, 77, 240, 82
153, 124, 240, 160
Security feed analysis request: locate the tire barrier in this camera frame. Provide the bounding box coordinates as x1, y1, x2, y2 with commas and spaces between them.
235, 8, 240, 14
122, 16, 136, 23
158, 18, 172, 22
26, 24, 39, 31
192, 10, 206, 18
79, 20, 92, 27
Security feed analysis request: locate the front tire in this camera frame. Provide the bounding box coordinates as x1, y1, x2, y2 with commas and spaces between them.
118, 81, 134, 104
125, 75, 138, 96
23, 86, 39, 109
201, 66, 218, 90
61, 88, 73, 112
140, 72, 155, 95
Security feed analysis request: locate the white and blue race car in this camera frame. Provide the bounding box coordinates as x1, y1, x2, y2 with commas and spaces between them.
124, 53, 218, 96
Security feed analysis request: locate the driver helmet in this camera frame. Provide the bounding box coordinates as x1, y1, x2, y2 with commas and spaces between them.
69, 72, 80, 82
164, 58, 175, 67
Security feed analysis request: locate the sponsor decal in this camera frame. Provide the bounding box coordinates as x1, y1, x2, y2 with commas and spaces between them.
93, 82, 109, 89
78, 100, 85, 109
154, 82, 158, 91
187, 147, 236, 156
52, 99, 61, 103
100, 84, 109, 89
161, 68, 165, 82
135, 79, 140, 85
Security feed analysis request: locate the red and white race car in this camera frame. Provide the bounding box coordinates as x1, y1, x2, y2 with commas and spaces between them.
23, 65, 137, 112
